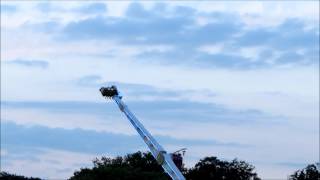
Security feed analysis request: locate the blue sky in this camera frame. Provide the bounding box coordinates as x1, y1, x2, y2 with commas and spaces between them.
1, 1, 319, 179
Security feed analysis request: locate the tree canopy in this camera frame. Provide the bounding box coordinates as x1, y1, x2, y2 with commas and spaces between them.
3, 152, 318, 180
289, 164, 320, 180
70, 151, 260, 180
70, 151, 170, 180
0, 171, 40, 180
185, 156, 260, 180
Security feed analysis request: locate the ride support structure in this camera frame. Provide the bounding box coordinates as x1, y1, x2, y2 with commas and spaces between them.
100, 86, 186, 180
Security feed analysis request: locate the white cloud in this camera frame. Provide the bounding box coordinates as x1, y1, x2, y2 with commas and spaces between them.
2, 1, 318, 29
2, 148, 103, 179
189, 1, 318, 28
197, 44, 224, 55
0, 149, 8, 157
2, 107, 136, 135
2, 51, 318, 118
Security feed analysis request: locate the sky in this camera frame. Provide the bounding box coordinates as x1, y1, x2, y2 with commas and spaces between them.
0, 1, 319, 179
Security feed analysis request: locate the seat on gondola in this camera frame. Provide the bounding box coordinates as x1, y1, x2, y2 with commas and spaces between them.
100, 86, 119, 97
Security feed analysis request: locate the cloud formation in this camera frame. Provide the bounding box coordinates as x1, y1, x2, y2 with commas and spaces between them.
0, 4, 16, 13
6, 59, 49, 69
57, 3, 318, 68
2, 122, 248, 156
1, 1, 318, 179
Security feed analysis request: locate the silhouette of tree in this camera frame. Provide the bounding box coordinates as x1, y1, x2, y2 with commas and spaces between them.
70, 152, 261, 180
185, 157, 261, 180
289, 164, 320, 180
69, 151, 170, 180
3, 153, 320, 180
0, 171, 40, 180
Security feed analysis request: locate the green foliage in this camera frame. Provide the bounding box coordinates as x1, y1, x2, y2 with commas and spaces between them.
3, 153, 319, 180
0, 171, 41, 180
185, 157, 260, 180
69, 151, 170, 180
289, 164, 320, 180
70, 152, 260, 180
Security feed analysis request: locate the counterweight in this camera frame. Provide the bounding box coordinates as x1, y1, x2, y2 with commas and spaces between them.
100, 86, 185, 180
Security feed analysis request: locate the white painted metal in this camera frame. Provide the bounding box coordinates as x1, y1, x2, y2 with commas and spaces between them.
112, 95, 185, 180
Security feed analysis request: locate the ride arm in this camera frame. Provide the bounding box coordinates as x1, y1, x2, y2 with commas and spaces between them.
100, 87, 185, 180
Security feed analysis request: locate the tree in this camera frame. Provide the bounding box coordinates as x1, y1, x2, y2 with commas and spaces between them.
0, 171, 41, 180
185, 157, 261, 180
289, 164, 320, 180
70, 152, 261, 180
69, 151, 170, 180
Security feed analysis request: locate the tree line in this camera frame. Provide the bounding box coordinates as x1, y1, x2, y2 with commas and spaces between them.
1, 151, 319, 180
